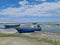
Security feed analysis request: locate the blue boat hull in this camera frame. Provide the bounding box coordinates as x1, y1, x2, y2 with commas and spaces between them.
16, 28, 41, 33
5, 24, 20, 28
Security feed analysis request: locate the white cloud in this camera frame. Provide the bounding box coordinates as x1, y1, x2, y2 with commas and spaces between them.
0, 0, 60, 17
19, 0, 28, 6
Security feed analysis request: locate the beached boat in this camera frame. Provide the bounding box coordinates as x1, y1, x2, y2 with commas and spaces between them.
15, 27, 41, 33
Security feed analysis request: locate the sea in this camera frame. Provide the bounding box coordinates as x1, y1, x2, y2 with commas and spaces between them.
0, 24, 60, 33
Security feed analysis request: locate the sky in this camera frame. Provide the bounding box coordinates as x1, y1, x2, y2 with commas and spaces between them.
0, 0, 60, 22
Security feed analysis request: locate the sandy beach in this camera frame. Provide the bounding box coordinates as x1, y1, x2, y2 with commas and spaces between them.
0, 31, 60, 45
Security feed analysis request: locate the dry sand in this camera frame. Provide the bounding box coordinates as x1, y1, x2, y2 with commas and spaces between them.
0, 37, 52, 45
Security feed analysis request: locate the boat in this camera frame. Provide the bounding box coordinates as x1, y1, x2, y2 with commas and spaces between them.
5, 24, 20, 28
15, 27, 41, 33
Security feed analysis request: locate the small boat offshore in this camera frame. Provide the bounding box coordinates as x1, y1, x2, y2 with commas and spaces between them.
5, 24, 20, 28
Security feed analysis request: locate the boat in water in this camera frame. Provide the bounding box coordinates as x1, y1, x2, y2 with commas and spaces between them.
5, 24, 20, 29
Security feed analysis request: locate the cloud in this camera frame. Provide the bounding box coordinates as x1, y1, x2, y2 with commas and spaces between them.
19, 0, 28, 6
0, 0, 60, 17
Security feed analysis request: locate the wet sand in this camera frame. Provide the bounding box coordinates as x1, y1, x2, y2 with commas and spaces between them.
0, 31, 60, 45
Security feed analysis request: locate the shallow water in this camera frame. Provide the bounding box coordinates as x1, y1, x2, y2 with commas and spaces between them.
42, 27, 60, 32
0, 28, 17, 33
0, 24, 60, 33
0, 27, 60, 33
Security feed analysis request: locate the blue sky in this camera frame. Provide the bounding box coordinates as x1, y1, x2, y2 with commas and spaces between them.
0, 0, 60, 22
